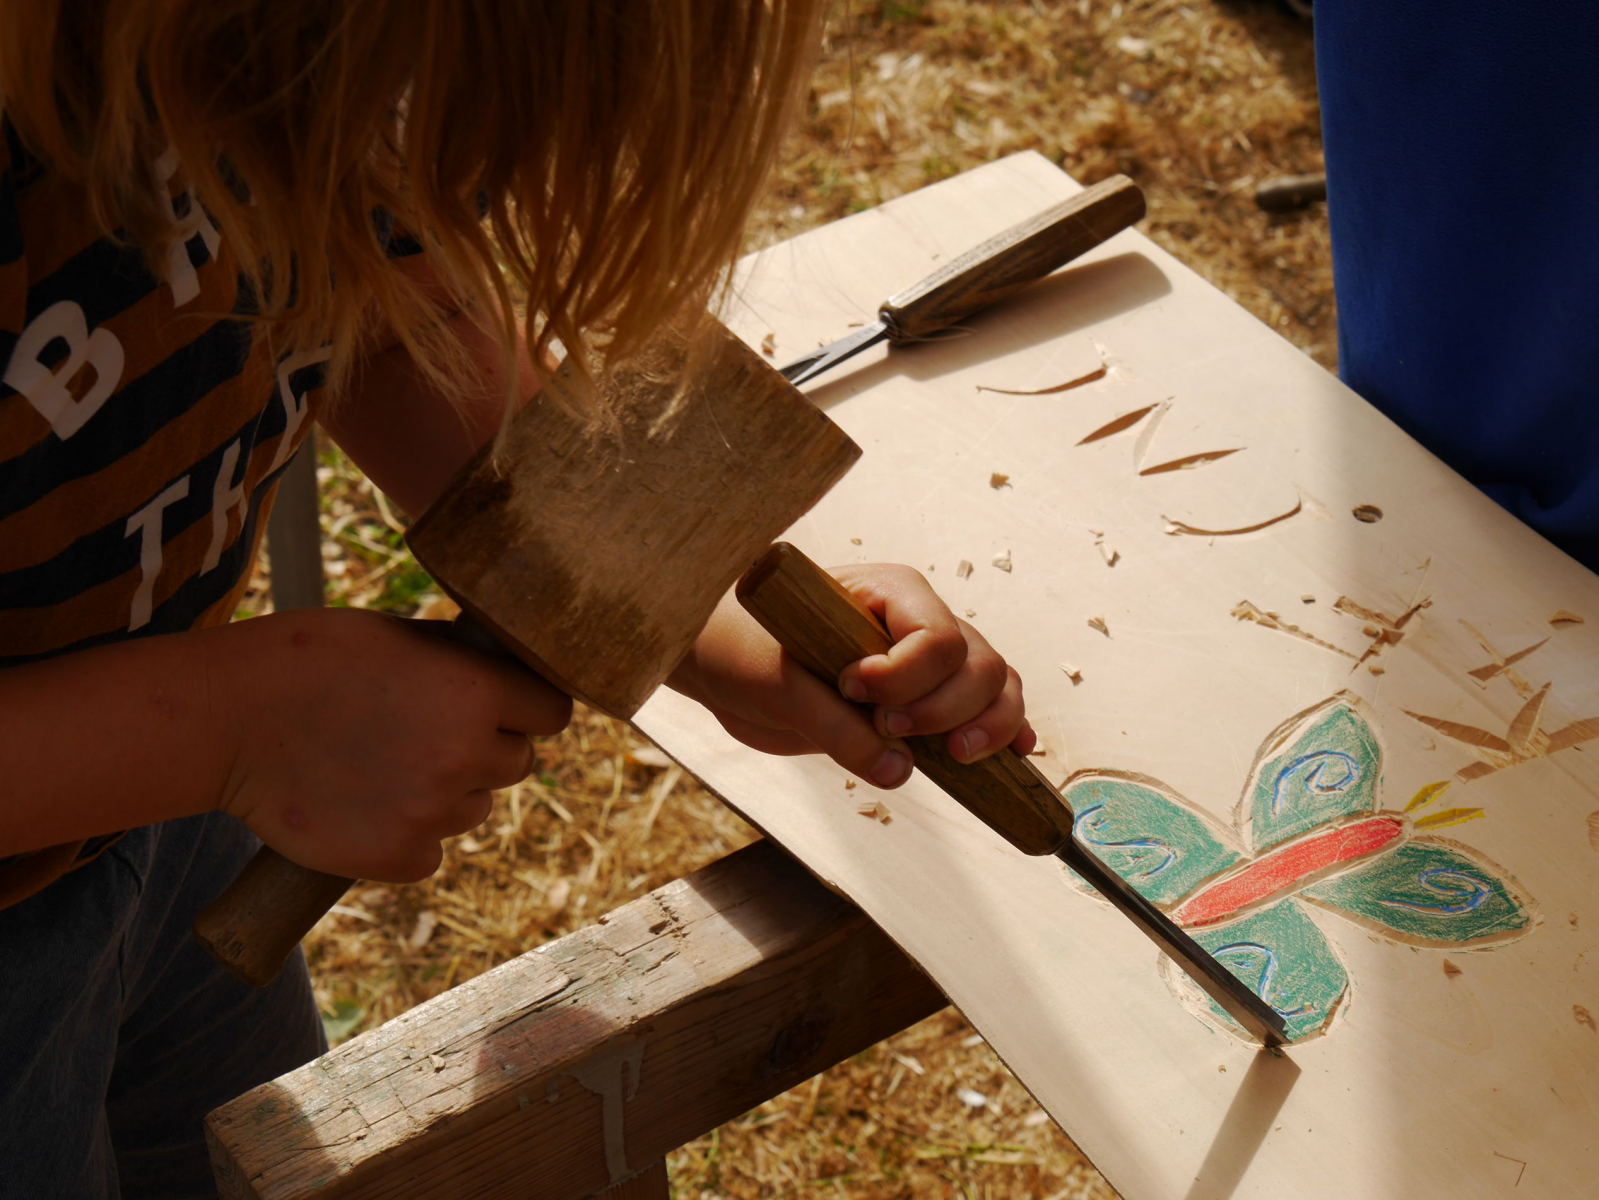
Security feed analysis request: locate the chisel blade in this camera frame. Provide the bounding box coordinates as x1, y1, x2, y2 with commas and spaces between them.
779, 319, 889, 386
1057, 840, 1288, 1048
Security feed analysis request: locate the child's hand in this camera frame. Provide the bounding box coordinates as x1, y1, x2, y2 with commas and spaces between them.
214, 608, 571, 882
671, 564, 1035, 789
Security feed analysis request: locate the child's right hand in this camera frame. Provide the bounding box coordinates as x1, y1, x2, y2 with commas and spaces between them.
215, 608, 571, 882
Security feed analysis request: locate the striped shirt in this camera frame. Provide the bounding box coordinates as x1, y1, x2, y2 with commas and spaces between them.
0, 128, 328, 906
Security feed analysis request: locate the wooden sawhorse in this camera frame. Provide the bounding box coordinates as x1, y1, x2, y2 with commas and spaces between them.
206, 840, 945, 1199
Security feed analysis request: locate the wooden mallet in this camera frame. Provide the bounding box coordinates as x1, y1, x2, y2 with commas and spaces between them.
193, 320, 861, 987
196, 176, 1161, 995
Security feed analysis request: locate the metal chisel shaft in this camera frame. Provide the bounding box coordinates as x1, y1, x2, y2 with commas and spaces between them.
736, 542, 1289, 1049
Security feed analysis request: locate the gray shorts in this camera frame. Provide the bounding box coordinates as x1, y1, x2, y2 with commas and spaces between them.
0, 813, 326, 1199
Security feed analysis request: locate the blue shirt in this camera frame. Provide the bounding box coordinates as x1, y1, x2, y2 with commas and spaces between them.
1316, 1, 1599, 569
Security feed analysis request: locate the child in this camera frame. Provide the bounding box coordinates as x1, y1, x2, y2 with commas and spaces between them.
0, 4, 1034, 1195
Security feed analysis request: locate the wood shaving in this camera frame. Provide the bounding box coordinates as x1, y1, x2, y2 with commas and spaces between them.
628, 745, 673, 769
1367, 664, 1385, 675
964, 608, 976, 618
850, 537, 862, 545
891, 1052, 924, 1076
429, 1053, 448, 1072
974, 364, 1106, 396
1164, 496, 1303, 538
404, 911, 439, 952
989, 472, 1010, 489
760, 332, 776, 357
1577, 1005, 1596, 1032
1138, 447, 1242, 476
856, 799, 892, 824
956, 560, 973, 579
991, 549, 1012, 572
956, 1088, 989, 1109
544, 878, 572, 913
1079, 404, 1157, 445
1060, 662, 1083, 685
1551, 610, 1586, 629
1093, 532, 1119, 567
1087, 616, 1109, 637
844, 779, 857, 790
1301, 594, 1316, 604
1442, 960, 1462, 978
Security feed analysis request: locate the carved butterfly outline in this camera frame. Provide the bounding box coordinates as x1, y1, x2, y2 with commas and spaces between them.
1061, 694, 1538, 1042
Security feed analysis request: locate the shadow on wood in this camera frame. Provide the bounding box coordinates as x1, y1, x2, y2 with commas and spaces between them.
1182, 1048, 1302, 1200
206, 840, 945, 1200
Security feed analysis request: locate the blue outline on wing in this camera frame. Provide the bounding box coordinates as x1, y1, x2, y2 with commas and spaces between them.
1239, 695, 1381, 854
1058, 773, 1242, 908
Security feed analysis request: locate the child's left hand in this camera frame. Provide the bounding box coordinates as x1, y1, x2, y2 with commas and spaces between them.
670, 564, 1036, 789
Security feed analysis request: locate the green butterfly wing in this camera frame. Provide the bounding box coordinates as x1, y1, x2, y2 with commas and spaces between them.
1243, 697, 1381, 853
1060, 773, 1240, 907
1302, 840, 1535, 946
1162, 899, 1349, 1043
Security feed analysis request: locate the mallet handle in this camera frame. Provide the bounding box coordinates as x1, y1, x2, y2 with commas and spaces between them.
193, 613, 512, 988
735, 543, 1075, 856
878, 174, 1145, 343
193, 850, 353, 988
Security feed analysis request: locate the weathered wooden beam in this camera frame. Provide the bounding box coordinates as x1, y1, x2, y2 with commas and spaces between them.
592, 1160, 668, 1199
206, 840, 946, 1200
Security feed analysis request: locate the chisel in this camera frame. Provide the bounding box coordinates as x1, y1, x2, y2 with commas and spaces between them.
738, 542, 1289, 1049
780, 174, 1146, 387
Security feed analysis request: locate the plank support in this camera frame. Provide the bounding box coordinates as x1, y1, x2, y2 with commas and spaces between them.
207, 840, 945, 1199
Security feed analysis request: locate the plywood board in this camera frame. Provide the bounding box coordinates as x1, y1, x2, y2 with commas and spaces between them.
636, 153, 1599, 1199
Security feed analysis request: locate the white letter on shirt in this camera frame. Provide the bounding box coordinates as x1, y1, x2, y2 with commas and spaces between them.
201, 440, 249, 575
267, 346, 333, 473
3, 300, 125, 439
124, 476, 191, 631
155, 147, 222, 308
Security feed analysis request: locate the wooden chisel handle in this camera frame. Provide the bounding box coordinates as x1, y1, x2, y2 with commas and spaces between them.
878, 174, 1145, 343
736, 543, 1076, 857
193, 612, 514, 988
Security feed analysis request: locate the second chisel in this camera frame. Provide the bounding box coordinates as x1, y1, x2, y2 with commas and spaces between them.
779, 174, 1145, 386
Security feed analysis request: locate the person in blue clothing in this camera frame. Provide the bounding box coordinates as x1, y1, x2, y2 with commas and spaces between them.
1316, 1, 1599, 569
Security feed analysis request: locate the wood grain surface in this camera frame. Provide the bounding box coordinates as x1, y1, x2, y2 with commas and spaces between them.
407, 318, 859, 718
636, 153, 1599, 1199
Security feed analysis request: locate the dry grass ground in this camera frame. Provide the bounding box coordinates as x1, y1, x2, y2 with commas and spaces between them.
246, 3, 1335, 1195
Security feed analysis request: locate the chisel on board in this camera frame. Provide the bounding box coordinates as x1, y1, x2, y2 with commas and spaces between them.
779, 173, 1146, 387
737, 542, 1290, 1049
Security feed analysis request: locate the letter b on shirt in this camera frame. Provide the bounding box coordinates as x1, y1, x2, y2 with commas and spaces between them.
3, 300, 125, 439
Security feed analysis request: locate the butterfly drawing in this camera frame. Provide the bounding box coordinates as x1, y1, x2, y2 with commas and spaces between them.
1062, 694, 1538, 1042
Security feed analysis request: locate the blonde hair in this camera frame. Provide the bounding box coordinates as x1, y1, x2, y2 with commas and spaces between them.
0, 1, 823, 416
